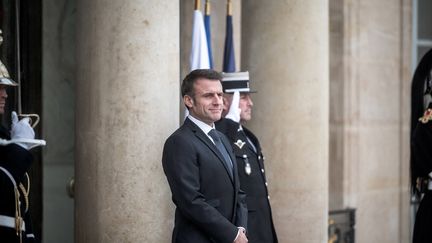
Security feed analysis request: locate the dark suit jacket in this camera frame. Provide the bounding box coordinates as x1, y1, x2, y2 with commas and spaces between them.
162, 118, 247, 243
216, 118, 278, 243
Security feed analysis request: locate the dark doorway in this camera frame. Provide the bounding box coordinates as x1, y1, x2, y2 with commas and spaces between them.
0, 0, 42, 239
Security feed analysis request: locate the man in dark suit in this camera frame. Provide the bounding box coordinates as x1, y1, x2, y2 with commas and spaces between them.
215, 71, 278, 243
162, 69, 248, 243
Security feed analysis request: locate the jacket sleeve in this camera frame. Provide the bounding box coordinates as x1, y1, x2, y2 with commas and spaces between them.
162, 134, 239, 243
412, 122, 432, 176
0, 144, 33, 182
235, 188, 248, 230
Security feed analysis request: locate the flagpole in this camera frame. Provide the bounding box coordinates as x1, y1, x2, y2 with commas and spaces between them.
195, 0, 200, 11
204, 0, 213, 68
223, 0, 235, 72
205, 0, 210, 15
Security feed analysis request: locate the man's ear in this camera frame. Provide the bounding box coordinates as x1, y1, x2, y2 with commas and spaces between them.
184, 95, 193, 109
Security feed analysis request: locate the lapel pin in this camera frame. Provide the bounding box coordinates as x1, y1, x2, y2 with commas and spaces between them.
234, 139, 246, 149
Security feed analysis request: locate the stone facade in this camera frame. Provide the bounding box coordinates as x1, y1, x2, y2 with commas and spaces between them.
44, 0, 414, 242
329, 0, 412, 242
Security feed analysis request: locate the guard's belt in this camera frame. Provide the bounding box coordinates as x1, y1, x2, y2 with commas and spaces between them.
0, 215, 25, 231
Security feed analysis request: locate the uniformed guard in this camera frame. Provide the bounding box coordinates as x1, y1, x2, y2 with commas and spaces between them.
0, 34, 45, 242
215, 71, 278, 243
411, 48, 432, 243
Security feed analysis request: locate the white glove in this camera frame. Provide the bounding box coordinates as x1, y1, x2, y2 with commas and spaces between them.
10, 111, 37, 150
225, 91, 241, 123
11, 111, 35, 139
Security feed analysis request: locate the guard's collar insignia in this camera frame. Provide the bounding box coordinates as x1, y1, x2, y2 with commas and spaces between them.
419, 108, 432, 124
234, 139, 246, 149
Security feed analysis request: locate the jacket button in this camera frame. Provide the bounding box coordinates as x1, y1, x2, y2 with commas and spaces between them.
261, 168, 265, 173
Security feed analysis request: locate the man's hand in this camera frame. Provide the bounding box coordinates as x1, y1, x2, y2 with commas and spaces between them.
233, 227, 248, 243
225, 91, 241, 123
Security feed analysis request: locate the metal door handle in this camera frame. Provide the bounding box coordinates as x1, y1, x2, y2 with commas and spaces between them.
67, 177, 74, 198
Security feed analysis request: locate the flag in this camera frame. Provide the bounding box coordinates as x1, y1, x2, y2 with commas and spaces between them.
204, 0, 213, 69
190, 3, 210, 71
223, 1, 235, 72
186, 0, 211, 120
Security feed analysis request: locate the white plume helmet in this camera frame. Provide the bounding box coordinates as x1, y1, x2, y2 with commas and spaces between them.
0, 29, 18, 86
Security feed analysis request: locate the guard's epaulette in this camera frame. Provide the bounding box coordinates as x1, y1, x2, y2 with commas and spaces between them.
419, 108, 432, 124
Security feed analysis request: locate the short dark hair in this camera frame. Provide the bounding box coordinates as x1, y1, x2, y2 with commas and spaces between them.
181, 69, 222, 97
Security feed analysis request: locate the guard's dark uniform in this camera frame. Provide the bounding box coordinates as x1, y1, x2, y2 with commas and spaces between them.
412, 108, 432, 243
411, 48, 432, 243
216, 118, 278, 243
0, 125, 37, 243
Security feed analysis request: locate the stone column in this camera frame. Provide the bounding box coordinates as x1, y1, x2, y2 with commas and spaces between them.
242, 1, 329, 242
75, 1, 179, 242
328, 1, 412, 242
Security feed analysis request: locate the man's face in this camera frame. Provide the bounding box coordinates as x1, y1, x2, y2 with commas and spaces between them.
223, 93, 254, 122
239, 93, 253, 122
184, 78, 223, 125
0, 85, 7, 115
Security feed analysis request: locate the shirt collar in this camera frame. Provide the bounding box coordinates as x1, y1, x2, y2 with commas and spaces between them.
187, 115, 215, 135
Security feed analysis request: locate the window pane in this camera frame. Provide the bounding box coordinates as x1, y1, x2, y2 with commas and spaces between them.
418, 0, 432, 39
418, 46, 432, 63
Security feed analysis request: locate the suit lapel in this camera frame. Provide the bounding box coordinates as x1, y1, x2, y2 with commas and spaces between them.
185, 119, 235, 182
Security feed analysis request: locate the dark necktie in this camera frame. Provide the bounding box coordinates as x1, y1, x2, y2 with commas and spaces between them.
208, 129, 233, 178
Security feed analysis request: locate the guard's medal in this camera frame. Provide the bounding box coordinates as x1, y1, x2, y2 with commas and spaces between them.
419, 108, 432, 124
234, 139, 246, 149
242, 154, 252, 175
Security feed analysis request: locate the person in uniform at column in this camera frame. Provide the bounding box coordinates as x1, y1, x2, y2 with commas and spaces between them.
215, 71, 278, 243
162, 69, 248, 243
411, 48, 432, 243
0, 77, 42, 242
